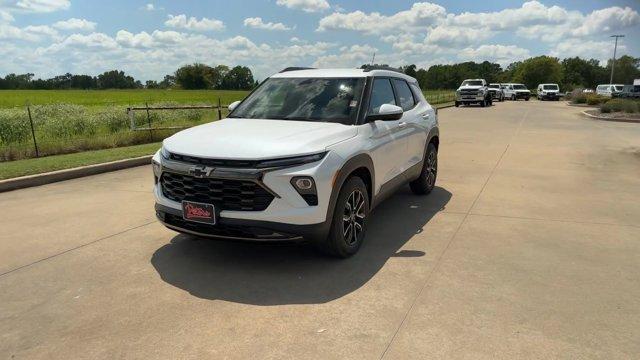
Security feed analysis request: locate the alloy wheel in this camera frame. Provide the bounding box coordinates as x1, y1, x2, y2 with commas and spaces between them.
342, 189, 366, 246
425, 150, 437, 188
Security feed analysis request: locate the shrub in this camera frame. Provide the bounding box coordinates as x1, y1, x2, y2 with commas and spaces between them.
601, 99, 640, 114
0, 109, 31, 144
572, 94, 587, 104
586, 94, 607, 106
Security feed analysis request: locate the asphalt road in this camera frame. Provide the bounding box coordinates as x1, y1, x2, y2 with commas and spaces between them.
1, 100, 639, 359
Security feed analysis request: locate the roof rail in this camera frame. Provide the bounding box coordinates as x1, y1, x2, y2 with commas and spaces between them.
279, 67, 315, 73
361, 65, 404, 74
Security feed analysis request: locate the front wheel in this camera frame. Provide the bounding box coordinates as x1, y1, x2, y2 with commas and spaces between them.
319, 177, 369, 258
455, 101, 460, 107
410, 143, 438, 195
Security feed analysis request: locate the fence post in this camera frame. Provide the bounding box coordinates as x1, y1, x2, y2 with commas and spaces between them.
127, 107, 135, 130
27, 104, 39, 158
146, 102, 153, 141
217, 97, 222, 120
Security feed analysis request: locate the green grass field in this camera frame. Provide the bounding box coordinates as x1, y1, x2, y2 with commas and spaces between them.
0, 90, 248, 108
0, 142, 161, 180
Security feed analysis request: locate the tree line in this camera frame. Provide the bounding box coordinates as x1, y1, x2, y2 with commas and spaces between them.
1, 56, 638, 91
0, 64, 256, 91
396, 55, 639, 91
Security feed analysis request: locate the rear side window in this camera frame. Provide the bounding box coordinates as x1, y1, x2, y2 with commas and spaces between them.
369, 78, 396, 115
392, 79, 415, 110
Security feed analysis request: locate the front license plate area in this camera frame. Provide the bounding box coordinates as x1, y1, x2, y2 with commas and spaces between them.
182, 201, 216, 225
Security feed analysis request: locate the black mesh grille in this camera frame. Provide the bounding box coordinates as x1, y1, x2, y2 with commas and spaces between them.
160, 172, 274, 211
460, 89, 479, 96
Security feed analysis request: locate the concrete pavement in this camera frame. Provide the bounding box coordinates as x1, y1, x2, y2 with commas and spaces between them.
1, 100, 639, 359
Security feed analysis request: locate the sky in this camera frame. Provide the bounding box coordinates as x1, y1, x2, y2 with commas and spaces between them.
0, 0, 639, 81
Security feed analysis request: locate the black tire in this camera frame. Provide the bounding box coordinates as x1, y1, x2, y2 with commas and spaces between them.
318, 176, 369, 258
410, 142, 438, 195
525, 97, 530, 101
511, 95, 516, 101
455, 101, 460, 107
480, 99, 486, 107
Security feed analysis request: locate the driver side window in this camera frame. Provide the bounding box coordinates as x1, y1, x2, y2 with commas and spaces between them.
368, 78, 396, 115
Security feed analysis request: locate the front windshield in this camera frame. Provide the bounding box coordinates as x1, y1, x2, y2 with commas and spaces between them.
513, 84, 527, 90
462, 80, 483, 86
229, 77, 364, 124
543, 85, 558, 90
614, 85, 624, 92
488, 84, 500, 89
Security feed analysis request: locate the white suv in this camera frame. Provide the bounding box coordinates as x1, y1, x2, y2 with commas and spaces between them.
152, 67, 440, 257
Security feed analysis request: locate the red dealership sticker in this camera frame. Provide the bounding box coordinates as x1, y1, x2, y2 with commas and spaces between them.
182, 201, 216, 224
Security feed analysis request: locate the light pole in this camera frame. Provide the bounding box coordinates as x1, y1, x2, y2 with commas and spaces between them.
609, 35, 624, 84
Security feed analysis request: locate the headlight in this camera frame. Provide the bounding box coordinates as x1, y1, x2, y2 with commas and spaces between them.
256, 152, 327, 169
161, 146, 170, 159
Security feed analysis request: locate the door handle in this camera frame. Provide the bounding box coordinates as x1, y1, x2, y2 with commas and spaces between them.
398, 122, 407, 128
421, 113, 430, 119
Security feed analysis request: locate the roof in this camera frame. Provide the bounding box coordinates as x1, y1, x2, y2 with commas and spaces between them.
270, 68, 417, 83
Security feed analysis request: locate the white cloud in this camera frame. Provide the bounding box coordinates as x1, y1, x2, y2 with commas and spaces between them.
6, 0, 70, 13
164, 14, 225, 32
313, 44, 376, 68
53, 18, 96, 31
572, 6, 640, 36
317, 2, 446, 35
0, 9, 15, 22
243, 17, 291, 31
458, 45, 531, 66
276, 0, 330, 13
145, 3, 154, 11
43, 32, 119, 53
550, 39, 627, 64
426, 25, 493, 46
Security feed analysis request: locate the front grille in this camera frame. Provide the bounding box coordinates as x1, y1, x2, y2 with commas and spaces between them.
459, 89, 478, 96
161, 172, 274, 211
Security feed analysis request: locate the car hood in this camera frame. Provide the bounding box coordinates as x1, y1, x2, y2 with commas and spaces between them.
458, 86, 483, 91
515, 89, 531, 93
163, 118, 358, 160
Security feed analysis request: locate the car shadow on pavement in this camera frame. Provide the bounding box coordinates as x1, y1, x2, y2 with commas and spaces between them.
151, 186, 451, 305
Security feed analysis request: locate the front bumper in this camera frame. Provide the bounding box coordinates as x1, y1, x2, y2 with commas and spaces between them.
456, 94, 485, 102
155, 203, 328, 241
539, 92, 559, 99
152, 150, 342, 240
514, 92, 530, 99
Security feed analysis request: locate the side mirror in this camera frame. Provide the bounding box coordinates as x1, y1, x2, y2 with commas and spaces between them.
227, 100, 241, 113
367, 104, 403, 122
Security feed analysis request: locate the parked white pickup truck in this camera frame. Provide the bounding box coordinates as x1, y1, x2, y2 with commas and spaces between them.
455, 79, 492, 107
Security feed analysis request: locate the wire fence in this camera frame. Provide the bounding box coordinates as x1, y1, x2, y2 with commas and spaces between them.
424, 92, 456, 105
0, 99, 230, 162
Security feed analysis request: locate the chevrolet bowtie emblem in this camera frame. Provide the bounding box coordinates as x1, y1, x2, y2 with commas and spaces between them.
189, 165, 211, 178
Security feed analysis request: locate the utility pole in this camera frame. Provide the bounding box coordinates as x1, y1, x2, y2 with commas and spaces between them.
370, 52, 376, 66
609, 34, 625, 84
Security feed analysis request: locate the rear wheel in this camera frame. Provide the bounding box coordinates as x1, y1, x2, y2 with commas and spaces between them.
410, 142, 438, 195
318, 177, 369, 258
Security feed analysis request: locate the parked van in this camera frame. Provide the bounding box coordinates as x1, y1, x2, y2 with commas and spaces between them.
596, 84, 624, 97
537, 84, 560, 101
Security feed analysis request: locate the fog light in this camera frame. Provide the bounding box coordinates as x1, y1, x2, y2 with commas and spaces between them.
295, 178, 313, 190
291, 176, 318, 206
